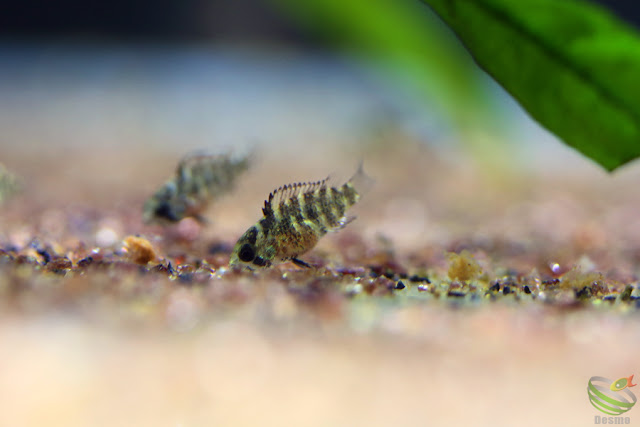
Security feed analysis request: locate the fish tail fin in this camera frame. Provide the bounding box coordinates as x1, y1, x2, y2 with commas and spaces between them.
348, 161, 374, 196
235, 147, 254, 171
233, 142, 260, 173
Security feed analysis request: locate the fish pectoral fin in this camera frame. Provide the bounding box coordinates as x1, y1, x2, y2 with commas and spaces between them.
330, 216, 356, 232
291, 257, 312, 269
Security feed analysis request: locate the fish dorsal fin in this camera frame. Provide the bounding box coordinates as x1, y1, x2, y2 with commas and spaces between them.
175, 151, 220, 186
262, 177, 328, 217
176, 151, 219, 171
174, 150, 252, 192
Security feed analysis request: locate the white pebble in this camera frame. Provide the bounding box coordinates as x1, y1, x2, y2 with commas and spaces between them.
95, 227, 118, 247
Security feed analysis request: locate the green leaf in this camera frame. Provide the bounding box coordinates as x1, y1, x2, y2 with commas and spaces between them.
270, 0, 494, 131
421, 0, 640, 171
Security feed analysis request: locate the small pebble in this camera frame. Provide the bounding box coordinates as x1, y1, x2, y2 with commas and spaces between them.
123, 235, 157, 265
45, 257, 73, 274
395, 281, 405, 290
96, 227, 119, 247
382, 270, 395, 280
447, 291, 465, 298
620, 285, 633, 302
36, 248, 52, 265
150, 264, 170, 274
76, 256, 94, 268
523, 285, 531, 294
346, 283, 363, 295
408, 275, 431, 283
575, 286, 592, 300
176, 218, 201, 242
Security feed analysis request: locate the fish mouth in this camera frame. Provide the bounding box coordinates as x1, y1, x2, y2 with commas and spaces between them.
228, 260, 254, 272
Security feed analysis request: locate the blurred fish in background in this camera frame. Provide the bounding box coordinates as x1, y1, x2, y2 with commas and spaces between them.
0, 163, 21, 204
143, 151, 251, 224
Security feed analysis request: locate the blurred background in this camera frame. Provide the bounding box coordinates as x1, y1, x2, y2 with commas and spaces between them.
2, 0, 637, 170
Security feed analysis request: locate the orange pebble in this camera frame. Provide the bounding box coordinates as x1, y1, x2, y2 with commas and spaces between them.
123, 235, 157, 265
447, 250, 483, 282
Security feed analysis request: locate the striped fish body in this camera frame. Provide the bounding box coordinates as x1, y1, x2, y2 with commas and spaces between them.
230, 163, 373, 269
0, 163, 20, 205
143, 153, 250, 224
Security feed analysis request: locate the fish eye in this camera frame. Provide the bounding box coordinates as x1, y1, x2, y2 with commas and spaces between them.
238, 244, 255, 262
154, 202, 177, 221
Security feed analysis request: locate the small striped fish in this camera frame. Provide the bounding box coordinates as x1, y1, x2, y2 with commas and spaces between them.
230, 163, 373, 269
143, 152, 250, 224
0, 163, 20, 205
